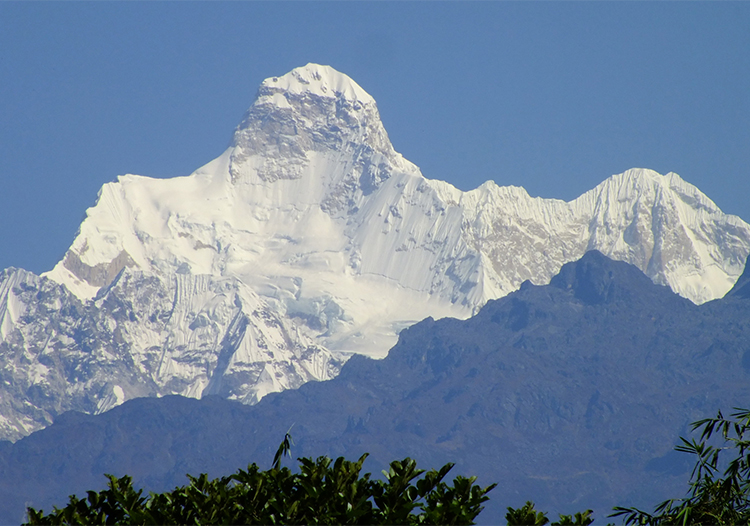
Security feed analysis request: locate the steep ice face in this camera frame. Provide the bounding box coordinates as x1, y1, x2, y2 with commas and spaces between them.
3, 63, 747, 441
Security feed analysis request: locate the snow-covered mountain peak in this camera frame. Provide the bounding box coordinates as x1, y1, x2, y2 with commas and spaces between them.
10, 64, 748, 442
41, 63, 750, 310
565, 167, 750, 303
259, 63, 374, 104
588, 167, 671, 198
572, 168, 720, 214
228, 64, 405, 189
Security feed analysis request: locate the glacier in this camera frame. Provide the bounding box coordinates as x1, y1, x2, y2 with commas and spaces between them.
1, 63, 749, 441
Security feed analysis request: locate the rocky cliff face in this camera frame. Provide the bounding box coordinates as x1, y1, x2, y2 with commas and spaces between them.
1, 63, 749, 441
0, 267, 339, 442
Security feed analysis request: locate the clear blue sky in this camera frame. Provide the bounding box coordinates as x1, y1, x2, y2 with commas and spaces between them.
1, 2, 749, 274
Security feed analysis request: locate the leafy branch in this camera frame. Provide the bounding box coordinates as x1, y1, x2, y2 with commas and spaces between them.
611, 407, 750, 525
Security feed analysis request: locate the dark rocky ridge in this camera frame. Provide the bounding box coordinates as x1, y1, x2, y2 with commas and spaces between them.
2, 251, 749, 524
728, 253, 750, 298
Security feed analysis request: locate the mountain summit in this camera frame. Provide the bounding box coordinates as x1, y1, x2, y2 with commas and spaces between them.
258, 63, 374, 102
1, 64, 749, 441
228, 63, 398, 188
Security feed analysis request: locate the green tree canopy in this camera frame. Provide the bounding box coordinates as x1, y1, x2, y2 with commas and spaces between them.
28, 407, 750, 525
25, 434, 496, 525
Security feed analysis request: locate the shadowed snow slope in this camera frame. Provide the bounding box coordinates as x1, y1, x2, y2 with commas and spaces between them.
1, 63, 749, 441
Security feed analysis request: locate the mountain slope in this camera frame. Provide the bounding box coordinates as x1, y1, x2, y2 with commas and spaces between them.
0, 267, 340, 442
1, 63, 749, 441
2, 252, 750, 524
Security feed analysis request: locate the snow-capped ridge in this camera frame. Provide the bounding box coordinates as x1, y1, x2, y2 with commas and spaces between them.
259, 63, 374, 104
42, 63, 750, 312
573, 168, 722, 216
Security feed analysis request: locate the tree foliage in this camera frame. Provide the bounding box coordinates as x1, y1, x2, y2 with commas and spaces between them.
505, 501, 593, 526
25, 435, 496, 525
611, 407, 750, 525
27, 407, 750, 525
